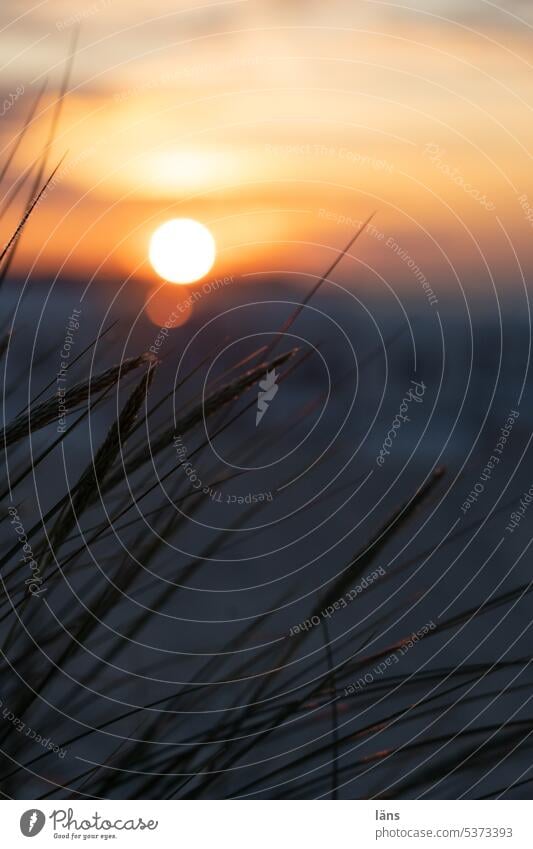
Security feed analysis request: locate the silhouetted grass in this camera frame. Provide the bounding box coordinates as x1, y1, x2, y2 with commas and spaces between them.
0, 76, 531, 803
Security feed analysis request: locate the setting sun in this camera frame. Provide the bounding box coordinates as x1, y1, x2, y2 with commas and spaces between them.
149, 218, 216, 284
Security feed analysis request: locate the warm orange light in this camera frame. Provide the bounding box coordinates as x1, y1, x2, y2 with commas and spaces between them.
144, 283, 193, 328
149, 218, 216, 284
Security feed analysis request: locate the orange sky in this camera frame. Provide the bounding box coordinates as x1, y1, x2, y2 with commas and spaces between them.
1, 0, 533, 299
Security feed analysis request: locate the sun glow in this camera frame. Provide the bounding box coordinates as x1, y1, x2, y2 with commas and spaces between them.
149, 218, 216, 284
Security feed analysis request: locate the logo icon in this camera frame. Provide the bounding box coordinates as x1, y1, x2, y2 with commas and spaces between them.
256, 369, 279, 426
20, 810, 45, 837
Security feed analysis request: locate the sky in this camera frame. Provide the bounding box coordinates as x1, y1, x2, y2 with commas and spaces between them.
0, 0, 532, 303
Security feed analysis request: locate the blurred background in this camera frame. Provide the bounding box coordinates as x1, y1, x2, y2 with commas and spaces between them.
1, 0, 533, 800
0, 0, 532, 291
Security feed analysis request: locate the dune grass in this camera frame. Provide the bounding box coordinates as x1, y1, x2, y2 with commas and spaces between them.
0, 69, 531, 802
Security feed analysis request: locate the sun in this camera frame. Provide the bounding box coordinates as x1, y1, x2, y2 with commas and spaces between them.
149, 218, 216, 284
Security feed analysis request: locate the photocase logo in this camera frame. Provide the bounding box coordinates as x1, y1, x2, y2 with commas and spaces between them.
20, 809, 46, 837
256, 369, 279, 426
